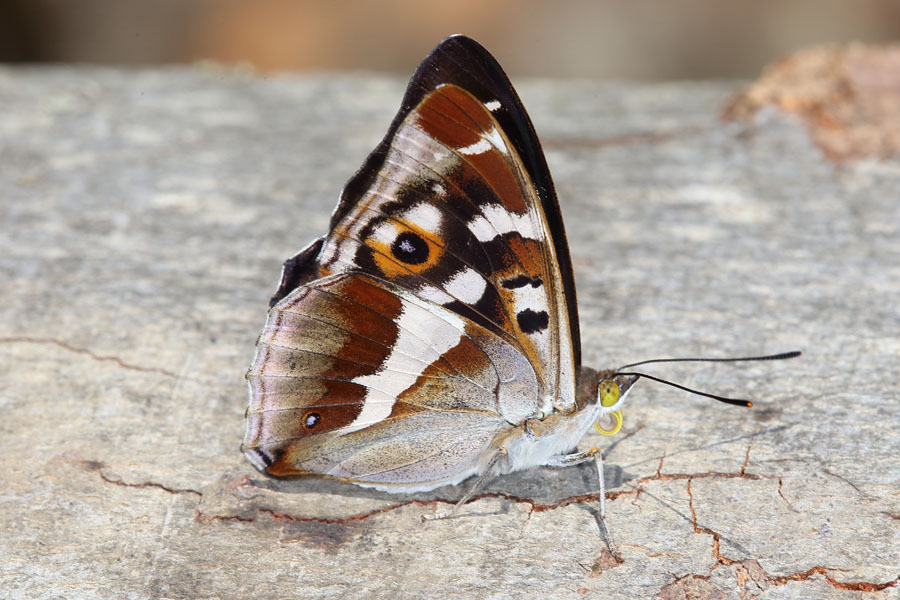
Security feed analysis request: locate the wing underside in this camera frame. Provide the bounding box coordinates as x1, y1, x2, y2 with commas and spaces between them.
245, 36, 584, 487
243, 272, 533, 487
318, 83, 576, 409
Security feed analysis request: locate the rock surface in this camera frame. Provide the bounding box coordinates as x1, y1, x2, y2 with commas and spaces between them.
1, 65, 898, 599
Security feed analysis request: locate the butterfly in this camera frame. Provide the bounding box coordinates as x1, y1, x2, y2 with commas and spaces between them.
242, 35, 799, 543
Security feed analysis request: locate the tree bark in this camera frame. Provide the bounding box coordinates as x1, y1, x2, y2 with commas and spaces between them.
1, 66, 897, 599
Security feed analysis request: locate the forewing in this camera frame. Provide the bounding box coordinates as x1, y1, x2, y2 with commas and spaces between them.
314, 37, 579, 408
327, 36, 582, 369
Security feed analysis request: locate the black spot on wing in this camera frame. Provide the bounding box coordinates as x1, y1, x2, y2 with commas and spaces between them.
516, 309, 549, 334
304, 412, 321, 429
501, 275, 543, 289
391, 231, 429, 264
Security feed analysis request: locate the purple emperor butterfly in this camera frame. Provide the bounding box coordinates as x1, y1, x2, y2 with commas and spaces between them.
242, 35, 799, 542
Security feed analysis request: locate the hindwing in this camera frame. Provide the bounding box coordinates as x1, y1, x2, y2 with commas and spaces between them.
244, 272, 538, 488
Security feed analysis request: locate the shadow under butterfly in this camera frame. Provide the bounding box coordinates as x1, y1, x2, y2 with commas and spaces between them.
241, 34, 799, 553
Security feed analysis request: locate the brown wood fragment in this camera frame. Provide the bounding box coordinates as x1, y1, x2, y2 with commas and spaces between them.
724, 43, 900, 161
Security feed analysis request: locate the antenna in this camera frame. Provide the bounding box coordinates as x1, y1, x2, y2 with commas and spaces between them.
616, 371, 754, 407
615, 350, 801, 407
617, 350, 801, 372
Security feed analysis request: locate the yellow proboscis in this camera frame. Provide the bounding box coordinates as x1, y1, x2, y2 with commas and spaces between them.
595, 379, 624, 436
594, 409, 623, 436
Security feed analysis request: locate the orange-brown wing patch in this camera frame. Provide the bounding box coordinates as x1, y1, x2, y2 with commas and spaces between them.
413, 85, 529, 214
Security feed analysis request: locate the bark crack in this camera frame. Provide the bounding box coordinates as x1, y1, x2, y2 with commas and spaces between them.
86, 455, 895, 595
685, 478, 898, 593
195, 510, 254, 523
1, 336, 179, 378
80, 460, 202, 497
99, 471, 203, 497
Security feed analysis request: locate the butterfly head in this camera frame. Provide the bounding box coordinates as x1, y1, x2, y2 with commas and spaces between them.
592, 372, 639, 436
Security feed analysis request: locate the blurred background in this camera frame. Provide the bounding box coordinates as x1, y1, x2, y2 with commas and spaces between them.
1, 0, 899, 79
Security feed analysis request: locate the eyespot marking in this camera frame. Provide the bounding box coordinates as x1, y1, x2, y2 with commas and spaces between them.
304, 412, 321, 429
391, 232, 429, 265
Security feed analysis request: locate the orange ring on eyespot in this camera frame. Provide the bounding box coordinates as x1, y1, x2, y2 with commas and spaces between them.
594, 409, 623, 436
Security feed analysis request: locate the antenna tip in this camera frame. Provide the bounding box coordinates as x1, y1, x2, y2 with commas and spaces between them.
747, 401, 753, 408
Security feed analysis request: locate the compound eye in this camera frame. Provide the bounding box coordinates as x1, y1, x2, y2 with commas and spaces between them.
598, 379, 620, 408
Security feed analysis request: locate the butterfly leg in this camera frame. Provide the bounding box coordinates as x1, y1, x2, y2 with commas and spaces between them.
545, 447, 618, 557
423, 447, 508, 521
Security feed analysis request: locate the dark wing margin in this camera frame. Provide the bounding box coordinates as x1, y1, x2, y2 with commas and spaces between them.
269, 237, 325, 307
331, 34, 582, 367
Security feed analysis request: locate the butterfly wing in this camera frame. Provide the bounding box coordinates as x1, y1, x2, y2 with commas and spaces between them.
245, 36, 585, 488
243, 272, 537, 489
298, 36, 581, 411
327, 35, 580, 360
